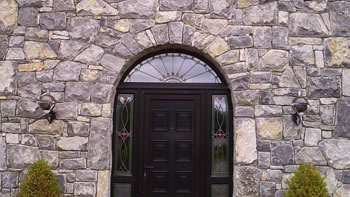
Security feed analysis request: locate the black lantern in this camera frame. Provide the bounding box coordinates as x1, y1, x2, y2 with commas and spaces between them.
291, 97, 309, 125
38, 92, 56, 124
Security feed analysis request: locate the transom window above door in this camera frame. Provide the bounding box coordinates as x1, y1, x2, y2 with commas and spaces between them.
124, 53, 222, 83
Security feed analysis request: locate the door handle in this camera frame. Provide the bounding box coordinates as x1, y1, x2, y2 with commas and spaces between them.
144, 164, 154, 177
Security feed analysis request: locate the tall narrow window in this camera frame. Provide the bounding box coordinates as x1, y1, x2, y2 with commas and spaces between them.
114, 94, 134, 175
211, 95, 229, 177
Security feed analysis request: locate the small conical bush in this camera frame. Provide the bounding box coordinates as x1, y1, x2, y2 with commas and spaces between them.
17, 159, 61, 197
284, 163, 328, 197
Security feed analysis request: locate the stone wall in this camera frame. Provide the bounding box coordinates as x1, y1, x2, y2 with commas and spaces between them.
0, 0, 349, 196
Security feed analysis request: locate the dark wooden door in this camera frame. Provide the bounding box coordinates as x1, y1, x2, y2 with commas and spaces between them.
144, 94, 201, 197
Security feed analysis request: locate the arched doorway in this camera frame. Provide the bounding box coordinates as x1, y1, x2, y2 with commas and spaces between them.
112, 49, 233, 197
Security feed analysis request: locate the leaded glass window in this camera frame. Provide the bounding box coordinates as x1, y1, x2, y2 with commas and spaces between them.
124, 53, 222, 83
114, 94, 134, 175
211, 95, 229, 177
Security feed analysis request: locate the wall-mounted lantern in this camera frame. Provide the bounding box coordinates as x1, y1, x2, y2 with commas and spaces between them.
38, 92, 56, 124
291, 97, 309, 125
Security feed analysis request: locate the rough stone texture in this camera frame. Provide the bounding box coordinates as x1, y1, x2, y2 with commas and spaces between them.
40, 150, 58, 168
40, 13, 66, 30
65, 82, 93, 102
343, 70, 350, 96
242, 2, 278, 25
77, 0, 118, 16
69, 17, 100, 43
96, 171, 109, 197
75, 45, 104, 65
55, 102, 78, 120
54, 61, 83, 81
282, 116, 301, 140
58, 40, 89, 61
279, 67, 299, 88
307, 77, 341, 98
28, 120, 65, 135
235, 118, 257, 164
0, 35, 8, 59
160, 0, 192, 11
18, 7, 38, 27
81, 103, 102, 116
75, 182, 96, 196
271, 141, 293, 166
100, 54, 124, 73
0, 61, 16, 96
206, 37, 229, 57
290, 45, 314, 66
7, 145, 40, 168
260, 181, 275, 197
60, 158, 87, 170
330, 1, 350, 36
0, 0, 18, 34
272, 26, 288, 49
54, 0, 75, 11
320, 105, 335, 125
151, 24, 169, 45
57, 137, 88, 151
76, 170, 97, 181
235, 166, 261, 197
324, 38, 350, 67
118, 0, 158, 18
23, 41, 57, 60
36, 135, 55, 150
319, 139, 350, 169
227, 36, 253, 49
259, 50, 288, 72
88, 118, 111, 169
68, 121, 90, 137
2, 172, 18, 188
253, 27, 272, 49
336, 98, 350, 137
255, 105, 282, 117
258, 152, 270, 169
182, 13, 204, 29
295, 147, 327, 165
256, 118, 282, 140
0, 137, 6, 170
168, 22, 183, 44
17, 99, 43, 118
155, 11, 181, 23
289, 13, 328, 37
209, 0, 231, 18
304, 128, 321, 146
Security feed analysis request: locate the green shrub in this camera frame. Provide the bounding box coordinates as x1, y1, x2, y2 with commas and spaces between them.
284, 163, 328, 197
17, 160, 61, 197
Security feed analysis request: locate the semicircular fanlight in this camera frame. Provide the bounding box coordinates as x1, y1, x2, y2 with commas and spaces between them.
124, 53, 222, 83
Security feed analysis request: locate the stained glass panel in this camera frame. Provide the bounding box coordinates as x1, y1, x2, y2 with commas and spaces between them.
113, 183, 131, 197
211, 95, 229, 177
114, 94, 134, 175
211, 184, 229, 197
124, 53, 222, 83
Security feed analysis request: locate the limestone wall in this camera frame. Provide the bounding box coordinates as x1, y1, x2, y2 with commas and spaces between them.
0, 0, 350, 196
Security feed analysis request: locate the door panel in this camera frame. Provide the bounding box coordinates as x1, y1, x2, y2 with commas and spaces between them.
145, 96, 198, 197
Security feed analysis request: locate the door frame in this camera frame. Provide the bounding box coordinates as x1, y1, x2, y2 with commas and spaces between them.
112, 83, 233, 197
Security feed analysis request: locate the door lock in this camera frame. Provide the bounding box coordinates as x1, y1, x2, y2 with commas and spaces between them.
143, 164, 154, 177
